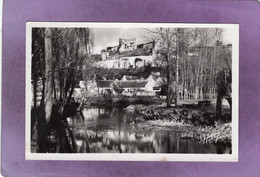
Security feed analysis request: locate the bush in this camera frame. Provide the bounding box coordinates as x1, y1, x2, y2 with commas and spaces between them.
114, 98, 130, 108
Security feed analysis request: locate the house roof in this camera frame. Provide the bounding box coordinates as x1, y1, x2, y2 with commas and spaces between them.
146, 75, 158, 81
156, 77, 167, 82
155, 77, 167, 86
115, 81, 148, 88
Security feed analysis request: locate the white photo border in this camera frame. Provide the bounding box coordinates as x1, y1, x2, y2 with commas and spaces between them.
25, 22, 239, 161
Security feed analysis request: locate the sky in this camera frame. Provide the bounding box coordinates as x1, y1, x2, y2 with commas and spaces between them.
92, 28, 233, 54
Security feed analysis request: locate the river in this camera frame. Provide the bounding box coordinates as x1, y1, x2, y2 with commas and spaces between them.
67, 107, 230, 153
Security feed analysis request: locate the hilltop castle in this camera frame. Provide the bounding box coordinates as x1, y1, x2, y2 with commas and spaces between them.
96, 38, 161, 69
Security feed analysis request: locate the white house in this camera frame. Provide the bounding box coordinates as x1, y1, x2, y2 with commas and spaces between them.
74, 80, 99, 98
145, 75, 157, 92
115, 77, 160, 97
76, 73, 163, 98
155, 77, 167, 86
97, 80, 116, 95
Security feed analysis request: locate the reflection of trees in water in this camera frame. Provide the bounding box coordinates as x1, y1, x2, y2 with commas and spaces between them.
74, 131, 90, 153
70, 108, 231, 154
73, 128, 231, 154
151, 131, 231, 154
215, 142, 231, 154
73, 128, 156, 153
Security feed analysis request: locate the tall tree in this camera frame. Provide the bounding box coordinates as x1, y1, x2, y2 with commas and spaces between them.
31, 27, 93, 152
146, 28, 191, 107
44, 28, 53, 122
216, 45, 232, 117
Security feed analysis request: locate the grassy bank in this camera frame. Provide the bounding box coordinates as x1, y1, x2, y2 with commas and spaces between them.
125, 104, 232, 144
84, 96, 163, 108
192, 122, 231, 144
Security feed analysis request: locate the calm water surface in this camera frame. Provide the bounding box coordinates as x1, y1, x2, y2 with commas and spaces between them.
67, 108, 230, 153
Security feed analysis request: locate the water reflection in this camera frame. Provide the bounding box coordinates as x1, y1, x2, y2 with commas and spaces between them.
67, 108, 230, 154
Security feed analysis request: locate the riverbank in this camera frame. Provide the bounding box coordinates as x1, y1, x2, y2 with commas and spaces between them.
125, 104, 232, 144
83, 96, 163, 108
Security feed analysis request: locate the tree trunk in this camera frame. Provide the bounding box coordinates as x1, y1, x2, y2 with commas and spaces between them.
59, 79, 63, 100
175, 33, 179, 106
67, 80, 76, 104
52, 74, 57, 100
44, 28, 53, 123
166, 55, 171, 107
31, 77, 38, 134
216, 94, 223, 118
175, 55, 179, 106
226, 97, 232, 116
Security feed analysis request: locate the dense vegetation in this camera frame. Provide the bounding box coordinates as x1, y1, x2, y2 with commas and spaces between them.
31, 28, 94, 152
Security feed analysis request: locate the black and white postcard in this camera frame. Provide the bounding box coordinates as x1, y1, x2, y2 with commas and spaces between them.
26, 22, 239, 161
